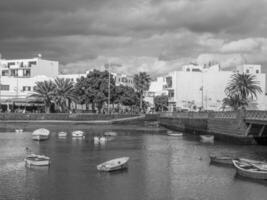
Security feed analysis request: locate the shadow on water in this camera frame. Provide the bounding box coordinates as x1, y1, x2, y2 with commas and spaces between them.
234, 173, 267, 187
97, 168, 129, 176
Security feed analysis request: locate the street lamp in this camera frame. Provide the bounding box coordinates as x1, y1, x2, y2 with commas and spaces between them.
108, 63, 110, 114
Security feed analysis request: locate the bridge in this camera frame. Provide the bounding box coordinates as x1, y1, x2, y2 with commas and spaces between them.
159, 110, 267, 144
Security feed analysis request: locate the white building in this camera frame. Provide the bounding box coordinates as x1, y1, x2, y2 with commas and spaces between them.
0, 55, 58, 104
145, 77, 168, 107
0, 56, 58, 78
162, 64, 266, 111
112, 73, 134, 87
57, 74, 85, 82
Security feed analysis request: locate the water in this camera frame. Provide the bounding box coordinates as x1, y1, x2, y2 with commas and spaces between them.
1, 124, 267, 200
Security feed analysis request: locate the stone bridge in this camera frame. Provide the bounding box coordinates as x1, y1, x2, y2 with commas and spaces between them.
159, 110, 267, 144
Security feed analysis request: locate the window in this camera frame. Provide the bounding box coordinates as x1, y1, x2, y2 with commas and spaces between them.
7, 62, 15, 68
168, 90, 174, 97
28, 61, 37, 67
23, 69, 31, 77
0, 85, 10, 91
10, 69, 18, 77
246, 69, 250, 73
256, 70, 259, 74
22, 86, 31, 91
186, 68, 190, 72
2, 70, 9, 76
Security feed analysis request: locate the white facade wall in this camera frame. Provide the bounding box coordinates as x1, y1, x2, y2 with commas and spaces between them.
57, 74, 85, 82
0, 76, 51, 99
166, 64, 266, 111
0, 57, 58, 78
145, 77, 168, 107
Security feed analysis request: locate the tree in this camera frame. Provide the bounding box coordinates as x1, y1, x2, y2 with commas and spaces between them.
224, 73, 262, 110
31, 80, 56, 113
75, 70, 116, 113
133, 72, 151, 111
53, 78, 76, 112
154, 95, 168, 112
114, 85, 138, 112
222, 95, 247, 111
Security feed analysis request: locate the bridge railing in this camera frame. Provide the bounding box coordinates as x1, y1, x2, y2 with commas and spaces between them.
211, 111, 237, 119
160, 110, 267, 121
246, 110, 267, 121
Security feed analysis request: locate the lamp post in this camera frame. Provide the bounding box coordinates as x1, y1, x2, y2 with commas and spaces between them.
108, 63, 110, 114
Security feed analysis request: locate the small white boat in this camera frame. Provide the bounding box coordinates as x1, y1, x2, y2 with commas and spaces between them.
104, 131, 117, 136
72, 130, 84, 137
32, 128, 50, 141
58, 132, 67, 137
24, 154, 50, 166
238, 158, 267, 171
94, 136, 100, 144
233, 159, 267, 179
15, 129, 23, 133
167, 131, 183, 137
210, 155, 234, 165
200, 135, 214, 143
97, 157, 130, 172
99, 136, 107, 143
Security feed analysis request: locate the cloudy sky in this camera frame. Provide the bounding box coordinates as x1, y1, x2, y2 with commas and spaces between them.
0, 0, 267, 77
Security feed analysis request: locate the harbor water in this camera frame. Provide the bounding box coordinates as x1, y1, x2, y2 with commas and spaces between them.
1, 124, 267, 200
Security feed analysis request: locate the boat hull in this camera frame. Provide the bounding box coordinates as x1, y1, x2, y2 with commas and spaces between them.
72, 131, 84, 137
200, 135, 214, 143
210, 155, 233, 166
97, 157, 129, 172
32, 128, 50, 141
25, 155, 50, 166
233, 160, 267, 180
32, 135, 49, 141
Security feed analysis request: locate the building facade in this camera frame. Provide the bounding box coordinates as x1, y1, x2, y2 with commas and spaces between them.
0, 56, 58, 102
153, 64, 266, 111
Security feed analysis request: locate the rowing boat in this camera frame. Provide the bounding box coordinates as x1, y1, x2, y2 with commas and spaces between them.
97, 157, 129, 172
233, 159, 267, 180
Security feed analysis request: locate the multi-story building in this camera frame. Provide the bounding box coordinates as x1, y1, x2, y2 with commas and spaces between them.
0, 55, 58, 104
57, 74, 85, 82
112, 73, 134, 87
145, 77, 168, 107
161, 64, 266, 111
0, 56, 58, 78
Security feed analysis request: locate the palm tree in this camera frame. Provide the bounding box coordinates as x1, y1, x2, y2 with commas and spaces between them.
224, 73, 262, 110
222, 95, 247, 111
31, 80, 56, 113
133, 72, 151, 112
53, 78, 76, 112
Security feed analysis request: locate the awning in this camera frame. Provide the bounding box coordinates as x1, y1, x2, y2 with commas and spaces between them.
0, 97, 44, 105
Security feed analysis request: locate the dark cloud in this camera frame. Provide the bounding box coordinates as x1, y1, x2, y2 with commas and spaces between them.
0, 0, 267, 75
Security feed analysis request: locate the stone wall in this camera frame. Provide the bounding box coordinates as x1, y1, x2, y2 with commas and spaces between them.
0, 113, 138, 121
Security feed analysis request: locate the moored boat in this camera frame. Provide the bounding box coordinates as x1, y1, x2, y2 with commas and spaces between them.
24, 154, 50, 166
200, 135, 214, 143
15, 129, 23, 133
210, 155, 234, 166
97, 157, 130, 172
32, 128, 50, 141
167, 131, 183, 137
72, 130, 84, 137
58, 132, 67, 137
238, 158, 267, 171
232, 159, 267, 180
104, 131, 117, 136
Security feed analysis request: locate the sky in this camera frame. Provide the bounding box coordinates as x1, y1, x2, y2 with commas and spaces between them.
0, 0, 267, 77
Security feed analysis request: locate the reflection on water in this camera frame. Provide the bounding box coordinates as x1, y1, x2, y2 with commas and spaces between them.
1, 126, 267, 200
